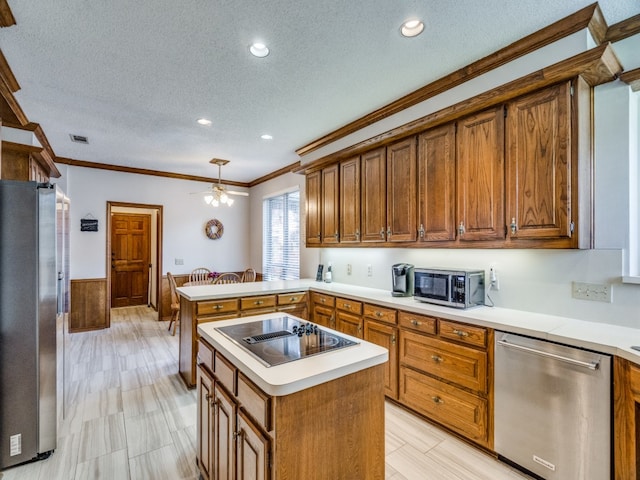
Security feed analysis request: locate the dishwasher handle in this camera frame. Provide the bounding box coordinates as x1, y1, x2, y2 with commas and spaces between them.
497, 338, 600, 370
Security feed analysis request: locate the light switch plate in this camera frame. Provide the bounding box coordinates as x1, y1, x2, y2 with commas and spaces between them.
571, 281, 612, 302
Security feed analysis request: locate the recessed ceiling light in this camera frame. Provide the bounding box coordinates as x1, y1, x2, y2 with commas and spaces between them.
261, 134, 273, 140
249, 43, 270, 58
197, 118, 212, 126
401, 19, 424, 38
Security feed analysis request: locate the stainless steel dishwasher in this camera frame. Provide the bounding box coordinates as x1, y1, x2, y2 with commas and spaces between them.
494, 332, 611, 480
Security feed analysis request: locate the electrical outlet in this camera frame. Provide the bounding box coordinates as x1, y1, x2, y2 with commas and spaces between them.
572, 281, 612, 302
367, 264, 373, 277
175, 258, 184, 265
347, 264, 352, 275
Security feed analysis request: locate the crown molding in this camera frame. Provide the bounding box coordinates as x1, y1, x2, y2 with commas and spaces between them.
620, 68, 640, 92
605, 13, 640, 43
248, 161, 301, 187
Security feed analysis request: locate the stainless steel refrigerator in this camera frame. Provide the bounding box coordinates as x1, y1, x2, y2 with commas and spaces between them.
0, 180, 57, 469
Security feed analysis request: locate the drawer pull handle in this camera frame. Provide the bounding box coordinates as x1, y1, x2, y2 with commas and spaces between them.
215, 304, 223, 310
411, 319, 422, 326
391, 335, 396, 345
343, 303, 351, 309
375, 311, 383, 317
205, 393, 211, 401
432, 396, 444, 405
431, 355, 442, 363
290, 297, 297, 302
321, 298, 325, 303
453, 329, 469, 337
254, 300, 263, 305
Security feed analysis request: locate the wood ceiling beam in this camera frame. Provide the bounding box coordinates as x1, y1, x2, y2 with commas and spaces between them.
0, 0, 15, 28
605, 13, 640, 43
620, 68, 640, 92
295, 3, 607, 157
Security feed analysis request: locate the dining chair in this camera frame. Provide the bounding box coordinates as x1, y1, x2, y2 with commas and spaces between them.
167, 272, 180, 335
213, 272, 241, 284
189, 267, 211, 283
241, 268, 256, 283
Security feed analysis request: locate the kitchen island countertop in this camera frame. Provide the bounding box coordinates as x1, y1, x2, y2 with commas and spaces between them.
179, 279, 640, 364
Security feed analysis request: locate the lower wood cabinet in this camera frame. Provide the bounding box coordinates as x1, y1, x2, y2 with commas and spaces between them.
335, 297, 363, 338
363, 304, 398, 399
310, 292, 335, 329
614, 356, 640, 480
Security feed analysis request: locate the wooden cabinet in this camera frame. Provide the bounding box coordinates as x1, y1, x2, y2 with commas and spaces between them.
361, 147, 387, 243
321, 164, 340, 244
197, 362, 215, 480
310, 292, 335, 329
398, 316, 493, 449
339, 156, 361, 243
0, 141, 50, 182
335, 297, 363, 338
386, 136, 417, 242
505, 81, 572, 243
276, 292, 308, 319
239, 295, 277, 317
363, 304, 398, 399
456, 107, 505, 242
417, 124, 456, 242
613, 356, 640, 480
305, 170, 322, 245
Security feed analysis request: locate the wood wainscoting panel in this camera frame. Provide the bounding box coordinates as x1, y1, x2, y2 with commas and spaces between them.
69, 278, 108, 332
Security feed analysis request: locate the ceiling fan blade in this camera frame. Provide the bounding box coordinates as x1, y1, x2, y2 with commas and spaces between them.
227, 190, 250, 197
190, 190, 213, 195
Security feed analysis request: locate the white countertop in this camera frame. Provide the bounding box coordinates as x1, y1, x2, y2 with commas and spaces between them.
197, 312, 388, 396
181, 279, 640, 365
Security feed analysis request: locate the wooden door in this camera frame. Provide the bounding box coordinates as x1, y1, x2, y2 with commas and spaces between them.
214, 383, 236, 480
506, 82, 572, 241
321, 164, 339, 244
305, 171, 322, 246
236, 410, 270, 480
111, 213, 150, 307
360, 147, 387, 243
418, 124, 456, 242
364, 320, 398, 399
387, 137, 417, 242
456, 107, 505, 241
197, 366, 214, 480
339, 156, 361, 243
336, 311, 363, 338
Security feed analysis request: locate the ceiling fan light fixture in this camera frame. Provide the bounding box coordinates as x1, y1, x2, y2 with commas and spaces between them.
204, 194, 214, 204
226, 198, 234, 207
401, 19, 424, 37
250, 42, 270, 58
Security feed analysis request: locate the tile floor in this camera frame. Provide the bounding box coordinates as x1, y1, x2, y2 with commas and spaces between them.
0, 306, 532, 480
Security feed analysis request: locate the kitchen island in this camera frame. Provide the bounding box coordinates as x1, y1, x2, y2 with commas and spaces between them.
196, 313, 388, 480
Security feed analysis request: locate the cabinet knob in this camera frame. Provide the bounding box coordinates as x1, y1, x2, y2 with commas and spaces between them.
375, 311, 382, 317
431, 355, 442, 363
411, 319, 422, 326
215, 304, 223, 310
343, 303, 351, 309
379, 228, 385, 239
510, 217, 518, 234
290, 297, 297, 302
453, 329, 469, 337
391, 335, 396, 345
431, 396, 444, 405
355, 229, 360, 240
387, 227, 392, 238
458, 221, 465, 235
254, 300, 263, 305
334, 231, 339, 240
418, 224, 425, 238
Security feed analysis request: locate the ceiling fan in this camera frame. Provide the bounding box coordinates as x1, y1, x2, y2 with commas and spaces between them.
193, 159, 249, 207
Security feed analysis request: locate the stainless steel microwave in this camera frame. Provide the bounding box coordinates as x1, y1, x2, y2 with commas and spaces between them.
414, 268, 485, 309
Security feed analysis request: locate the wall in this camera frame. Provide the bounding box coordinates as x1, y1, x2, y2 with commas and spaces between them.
58, 164, 251, 281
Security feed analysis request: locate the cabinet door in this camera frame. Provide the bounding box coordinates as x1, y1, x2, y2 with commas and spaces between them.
340, 156, 361, 243
321, 164, 340, 244
214, 383, 237, 480
364, 319, 398, 399
456, 107, 505, 241
312, 304, 335, 329
197, 366, 214, 480
336, 310, 363, 338
418, 124, 456, 241
360, 147, 387, 243
236, 410, 270, 480
387, 137, 417, 242
506, 82, 572, 240
305, 171, 322, 245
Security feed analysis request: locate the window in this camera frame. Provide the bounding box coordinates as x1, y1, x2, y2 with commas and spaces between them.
263, 190, 300, 281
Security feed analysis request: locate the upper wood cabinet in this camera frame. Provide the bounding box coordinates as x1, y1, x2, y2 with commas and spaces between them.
305, 170, 322, 245
417, 124, 456, 242
361, 147, 387, 243
386, 137, 417, 242
321, 164, 340, 244
505, 81, 572, 242
456, 107, 505, 242
339, 156, 361, 243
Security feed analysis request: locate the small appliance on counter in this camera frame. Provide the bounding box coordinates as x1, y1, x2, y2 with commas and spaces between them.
414, 267, 484, 308
391, 263, 414, 297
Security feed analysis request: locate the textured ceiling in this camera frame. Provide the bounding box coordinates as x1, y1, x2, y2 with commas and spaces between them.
1, 1, 639, 183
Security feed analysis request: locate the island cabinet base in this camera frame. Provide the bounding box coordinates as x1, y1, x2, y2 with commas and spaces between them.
196, 337, 386, 480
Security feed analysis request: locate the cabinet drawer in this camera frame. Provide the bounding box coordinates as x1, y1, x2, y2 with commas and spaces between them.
398, 311, 437, 335
363, 304, 397, 325
197, 338, 214, 372
240, 307, 277, 317
399, 366, 488, 445
197, 298, 239, 316
311, 292, 335, 307
399, 330, 487, 393
336, 297, 362, 314
277, 292, 307, 306
241, 295, 277, 311
197, 313, 238, 324
439, 320, 487, 348
237, 372, 272, 432
214, 351, 237, 395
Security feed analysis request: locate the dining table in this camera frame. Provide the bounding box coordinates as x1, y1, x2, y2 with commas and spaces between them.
183, 280, 213, 287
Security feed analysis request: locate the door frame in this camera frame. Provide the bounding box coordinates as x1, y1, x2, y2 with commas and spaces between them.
106, 201, 163, 320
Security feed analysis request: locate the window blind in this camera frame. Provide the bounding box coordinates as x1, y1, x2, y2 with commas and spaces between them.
263, 190, 300, 281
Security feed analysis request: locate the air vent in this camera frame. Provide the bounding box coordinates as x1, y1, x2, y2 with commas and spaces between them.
69, 134, 89, 144
243, 330, 294, 344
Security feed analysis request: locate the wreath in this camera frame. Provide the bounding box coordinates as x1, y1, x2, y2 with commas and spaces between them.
205, 218, 224, 240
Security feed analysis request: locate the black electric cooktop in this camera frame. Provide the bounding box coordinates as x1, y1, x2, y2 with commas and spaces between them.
215, 316, 358, 367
